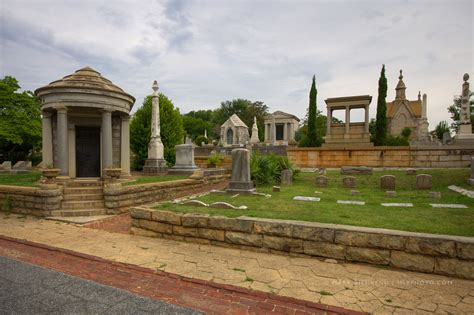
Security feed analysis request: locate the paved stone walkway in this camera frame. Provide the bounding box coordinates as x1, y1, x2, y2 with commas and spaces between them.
0, 256, 199, 315
1, 214, 474, 314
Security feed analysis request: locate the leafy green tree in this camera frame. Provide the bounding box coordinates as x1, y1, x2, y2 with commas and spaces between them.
212, 99, 268, 141
305, 75, 320, 147
374, 64, 388, 146
130, 94, 184, 170
182, 115, 213, 141
447, 92, 474, 133
0, 76, 41, 163
434, 120, 450, 140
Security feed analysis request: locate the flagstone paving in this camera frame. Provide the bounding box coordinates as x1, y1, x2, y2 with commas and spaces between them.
1, 214, 474, 314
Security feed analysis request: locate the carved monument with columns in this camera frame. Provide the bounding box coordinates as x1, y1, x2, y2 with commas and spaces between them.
35, 67, 135, 178
323, 95, 373, 148
143, 80, 168, 174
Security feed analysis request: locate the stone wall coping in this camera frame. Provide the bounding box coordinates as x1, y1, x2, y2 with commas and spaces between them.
287, 145, 474, 152
0, 185, 62, 197
105, 179, 203, 195
237, 216, 474, 243
134, 209, 474, 244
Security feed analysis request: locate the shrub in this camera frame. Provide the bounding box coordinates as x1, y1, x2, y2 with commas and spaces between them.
207, 154, 222, 167
194, 135, 208, 146
250, 153, 299, 185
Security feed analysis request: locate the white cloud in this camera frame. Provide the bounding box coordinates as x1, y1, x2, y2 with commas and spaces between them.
1, 0, 472, 129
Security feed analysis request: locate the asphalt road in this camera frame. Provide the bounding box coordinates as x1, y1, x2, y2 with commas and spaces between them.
0, 256, 202, 315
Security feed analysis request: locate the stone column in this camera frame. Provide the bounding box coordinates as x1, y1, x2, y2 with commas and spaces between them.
326, 107, 332, 138
283, 122, 287, 141
345, 106, 350, 136
365, 105, 369, 133
42, 112, 53, 167
56, 107, 68, 176
102, 109, 113, 169
120, 116, 131, 177
422, 94, 427, 119
272, 114, 276, 144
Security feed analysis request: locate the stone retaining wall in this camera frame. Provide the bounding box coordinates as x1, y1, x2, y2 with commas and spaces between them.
194, 157, 231, 169
288, 145, 474, 168
130, 208, 474, 280
104, 175, 229, 214
0, 185, 62, 216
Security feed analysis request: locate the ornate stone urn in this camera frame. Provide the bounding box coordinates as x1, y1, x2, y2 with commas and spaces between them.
104, 168, 122, 180
42, 168, 60, 181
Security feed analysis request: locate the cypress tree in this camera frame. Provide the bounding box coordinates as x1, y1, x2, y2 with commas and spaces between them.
375, 64, 388, 146
307, 75, 318, 147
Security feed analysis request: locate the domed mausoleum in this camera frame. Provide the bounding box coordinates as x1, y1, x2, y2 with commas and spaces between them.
35, 67, 135, 178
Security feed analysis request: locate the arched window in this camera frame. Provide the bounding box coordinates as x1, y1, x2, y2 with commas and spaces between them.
226, 128, 234, 144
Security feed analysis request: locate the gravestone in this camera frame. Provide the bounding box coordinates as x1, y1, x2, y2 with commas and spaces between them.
341, 166, 372, 175
12, 161, 31, 172
226, 148, 255, 194
319, 168, 327, 175
386, 191, 397, 197
315, 175, 329, 187
342, 176, 356, 188
429, 191, 441, 199
350, 190, 360, 196
416, 174, 432, 190
0, 161, 12, 172
406, 168, 417, 175
273, 186, 280, 192
281, 169, 293, 186
470, 156, 474, 186
380, 175, 396, 190
169, 144, 199, 175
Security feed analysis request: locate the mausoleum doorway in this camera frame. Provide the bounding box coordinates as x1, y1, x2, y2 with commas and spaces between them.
75, 126, 101, 178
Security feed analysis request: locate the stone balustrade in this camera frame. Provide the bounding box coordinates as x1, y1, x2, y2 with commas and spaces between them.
131, 208, 474, 280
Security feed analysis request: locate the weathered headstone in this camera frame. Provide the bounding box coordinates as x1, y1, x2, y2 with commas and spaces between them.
315, 175, 328, 187
406, 168, 417, 175
0, 161, 12, 172
337, 200, 365, 205
169, 144, 199, 175
293, 196, 320, 202
429, 191, 441, 199
381, 203, 413, 207
226, 148, 255, 194
416, 174, 432, 190
273, 186, 281, 192
380, 175, 396, 190
281, 169, 293, 186
386, 191, 397, 197
341, 166, 372, 175
342, 176, 356, 188
318, 168, 327, 175
12, 161, 31, 172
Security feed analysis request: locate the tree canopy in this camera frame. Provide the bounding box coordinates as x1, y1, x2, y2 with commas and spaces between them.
0, 76, 42, 163
130, 94, 184, 170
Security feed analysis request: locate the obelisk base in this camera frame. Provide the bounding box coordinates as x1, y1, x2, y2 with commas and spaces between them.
143, 159, 168, 174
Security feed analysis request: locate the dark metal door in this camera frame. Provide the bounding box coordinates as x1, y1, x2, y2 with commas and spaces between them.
76, 127, 101, 177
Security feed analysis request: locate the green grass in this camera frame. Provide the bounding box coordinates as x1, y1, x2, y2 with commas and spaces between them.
157, 169, 474, 237
0, 171, 41, 187
124, 175, 189, 186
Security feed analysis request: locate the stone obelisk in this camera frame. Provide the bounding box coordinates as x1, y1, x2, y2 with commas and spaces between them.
143, 80, 168, 174
455, 73, 474, 143
250, 117, 259, 144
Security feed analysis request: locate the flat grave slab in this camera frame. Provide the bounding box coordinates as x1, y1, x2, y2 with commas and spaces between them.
337, 200, 365, 205
429, 203, 468, 209
381, 203, 413, 207
293, 196, 321, 202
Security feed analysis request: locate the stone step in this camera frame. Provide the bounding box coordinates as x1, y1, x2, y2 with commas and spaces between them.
61, 200, 105, 210
63, 193, 104, 201
67, 180, 102, 188
50, 209, 107, 217
63, 187, 103, 194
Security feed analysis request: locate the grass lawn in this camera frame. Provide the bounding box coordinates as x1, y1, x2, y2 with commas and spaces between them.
158, 169, 474, 237
0, 172, 41, 187
124, 174, 189, 186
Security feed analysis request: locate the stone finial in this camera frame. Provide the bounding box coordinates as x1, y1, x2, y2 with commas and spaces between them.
463, 73, 469, 82
399, 69, 403, 80
152, 80, 158, 92
418, 91, 421, 101
395, 69, 406, 100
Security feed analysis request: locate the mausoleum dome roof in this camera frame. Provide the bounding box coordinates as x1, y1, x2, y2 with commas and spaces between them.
35, 67, 135, 114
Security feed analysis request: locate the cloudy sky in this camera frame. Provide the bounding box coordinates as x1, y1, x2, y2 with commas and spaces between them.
1, 0, 472, 126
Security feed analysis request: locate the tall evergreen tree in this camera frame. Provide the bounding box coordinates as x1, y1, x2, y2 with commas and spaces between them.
375, 64, 388, 146
307, 75, 318, 147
